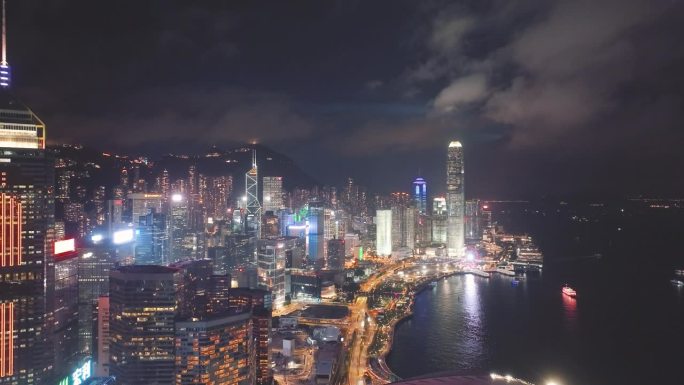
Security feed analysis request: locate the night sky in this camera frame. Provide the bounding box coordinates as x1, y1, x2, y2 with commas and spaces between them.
8, 0, 684, 197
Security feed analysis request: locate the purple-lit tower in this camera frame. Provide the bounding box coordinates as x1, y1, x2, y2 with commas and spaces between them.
412, 177, 427, 215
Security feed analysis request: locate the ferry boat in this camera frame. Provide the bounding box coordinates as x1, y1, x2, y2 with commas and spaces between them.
496, 265, 516, 277
562, 285, 577, 298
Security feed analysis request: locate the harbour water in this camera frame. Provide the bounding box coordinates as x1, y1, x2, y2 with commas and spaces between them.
386, 201, 684, 385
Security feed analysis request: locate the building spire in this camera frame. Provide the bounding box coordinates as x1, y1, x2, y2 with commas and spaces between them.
252, 148, 257, 169
0, 0, 11, 88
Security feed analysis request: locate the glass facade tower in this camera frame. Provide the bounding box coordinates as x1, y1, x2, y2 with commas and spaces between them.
446, 141, 465, 258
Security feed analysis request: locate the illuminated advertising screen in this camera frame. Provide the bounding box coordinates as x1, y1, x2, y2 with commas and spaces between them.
54, 238, 75, 256
113, 229, 134, 244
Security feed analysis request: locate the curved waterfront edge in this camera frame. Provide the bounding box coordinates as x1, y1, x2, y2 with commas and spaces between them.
370, 270, 491, 382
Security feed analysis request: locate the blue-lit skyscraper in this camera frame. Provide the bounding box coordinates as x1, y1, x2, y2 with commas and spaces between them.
412, 177, 427, 215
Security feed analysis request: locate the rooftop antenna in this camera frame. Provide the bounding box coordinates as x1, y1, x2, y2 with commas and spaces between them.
1, 0, 6, 65
0, 0, 10, 87
252, 148, 257, 168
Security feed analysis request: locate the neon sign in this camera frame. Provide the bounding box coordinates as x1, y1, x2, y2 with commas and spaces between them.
57, 359, 91, 385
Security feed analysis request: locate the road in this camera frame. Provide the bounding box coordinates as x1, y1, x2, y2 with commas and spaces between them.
346, 261, 407, 385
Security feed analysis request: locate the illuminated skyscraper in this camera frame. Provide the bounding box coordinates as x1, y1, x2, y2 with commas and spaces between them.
245, 150, 261, 238
169, 193, 190, 262
392, 205, 416, 252
431, 197, 447, 244
465, 199, 482, 242
135, 209, 168, 265
175, 312, 253, 385
128, 193, 164, 228
256, 237, 296, 309
446, 141, 465, 258
262, 176, 283, 213
412, 177, 427, 215
0, 4, 55, 381
77, 246, 113, 356
375, 210, 392, 256
109, 265, 181, 385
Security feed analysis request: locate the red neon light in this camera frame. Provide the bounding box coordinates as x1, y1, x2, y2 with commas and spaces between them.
54, 238, 76, 256
1, 194, 21, 268
0, 302, 14, 377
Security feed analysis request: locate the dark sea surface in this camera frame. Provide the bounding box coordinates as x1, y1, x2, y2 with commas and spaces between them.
386, 201, 684, 385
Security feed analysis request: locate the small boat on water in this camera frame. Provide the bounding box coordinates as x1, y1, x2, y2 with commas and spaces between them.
671, 279, 684, 287
562, 285, 577, 298
511, 279, 520, 287
429, 281, 438, 288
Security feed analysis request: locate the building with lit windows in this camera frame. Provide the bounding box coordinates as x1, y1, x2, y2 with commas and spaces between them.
412, 177, 427, 215
431, 197, 447, 244
326, 238, 345, 270
128, 193, 164, 228
446, 141, 465, 258
54, 252, 80, 381
245, 150, 261, 238
227, 289, 272, 385
262, 176, 283, 213
257, 238, 296, 309
375, 210, 392, 256
77, 245, 114, 356
465, 199, 483, 242
169, 193, 191, 262
109, 265, 181, 385
135, 208, 168, 265
175, 311, 253, 385
0, 15, 55, 381
391, 205, 416, 252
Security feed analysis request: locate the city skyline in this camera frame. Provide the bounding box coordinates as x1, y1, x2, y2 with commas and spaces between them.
0, 2, 682, 385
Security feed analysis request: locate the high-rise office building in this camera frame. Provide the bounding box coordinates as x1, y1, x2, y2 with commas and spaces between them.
256, 237, 295, 309
412, 177, 427, 215
391, 205, 416, 252
135, 209, 168, 265
432, 197, 446, 216
227, 289, 272, 385
0, 9, 55, 381
465, 199, 482, 242
326, 239, 345, 270
54, 252, 80, 380
375, 210, 392, 256
128, 193, 164, 227
205, 175, 232, 221
106, 199, 123, 235
109, 265, 181, 385
175, 312, 253, 385
95, 296, 110, 377
446, 141, 465, 258
245, 150, 261, 238
78, 246, 113, 356
262, 176, 283, 213
169, 193, 190, 262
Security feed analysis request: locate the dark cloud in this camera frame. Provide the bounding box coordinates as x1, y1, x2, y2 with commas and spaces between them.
8, 0, 684, 196
45, 87, 314, 149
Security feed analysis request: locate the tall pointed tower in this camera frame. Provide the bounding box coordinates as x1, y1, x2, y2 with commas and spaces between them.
446, 141, 465, 258
245, 149, 261, 238
0, 0, 10, 88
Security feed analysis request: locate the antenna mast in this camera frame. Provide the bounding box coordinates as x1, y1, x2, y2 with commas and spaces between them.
2, 0, 6, 65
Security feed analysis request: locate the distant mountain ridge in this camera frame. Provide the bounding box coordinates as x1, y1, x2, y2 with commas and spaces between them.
48, 143, 319, 198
